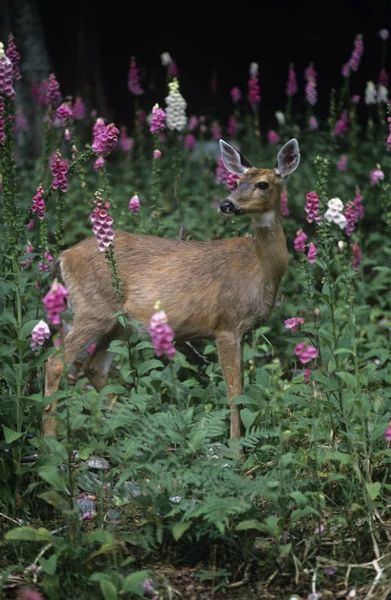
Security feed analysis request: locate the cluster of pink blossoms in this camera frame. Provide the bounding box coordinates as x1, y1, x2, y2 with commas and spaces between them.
304, 63, 317, 106
31, 184, 45, 220
334, 111, 348, 137
129, 194, 140, 214
305, 191, 322, 224
89, 192, 115, 251
280, 188, 289, 216
294, 342, 319, 364
6, 33, 21, 81
307, 243, 317, 263
56, 102, 73, 123
230, 87, 241, 104
149, 310, 176, 360
344, 189, 364, 236
337, 155, 348, 172
0, 42, 15, 99
39, 248, 54, 272
268, 130, 280, 145
30, 320, 51, 351
370, 168, 385, 185
50, 150, 68, 192
215, 157, 229, 185
128, 57, 144, 96
226, 173, 239, 191
184, 134, 195, 150
42, 280, 69, 326
22, 242, 34, 270
342, 34, 364, 77
286, 64, 298, 97
46, 73, 61, 106
293, 229, 308, 252
384, 426, 391, 441
351, 242, 362, 270
227, 115, 237, 137
285, 317, 305, 332
73, 96, 86, 120
153, 148, 162, 159
92, 122, 120, 157
150, 104, 166, 134
248, 67, 260, 111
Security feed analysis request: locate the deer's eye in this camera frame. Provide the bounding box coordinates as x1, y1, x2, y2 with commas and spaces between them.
256, 181, 269, 191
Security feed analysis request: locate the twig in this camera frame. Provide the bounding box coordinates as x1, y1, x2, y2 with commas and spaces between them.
0, 511, 26, 526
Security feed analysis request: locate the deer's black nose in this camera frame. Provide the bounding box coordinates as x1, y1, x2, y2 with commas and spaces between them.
220, 199, 235, 213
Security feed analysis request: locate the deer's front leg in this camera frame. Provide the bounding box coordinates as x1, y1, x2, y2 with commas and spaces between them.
215, 331, 243, 440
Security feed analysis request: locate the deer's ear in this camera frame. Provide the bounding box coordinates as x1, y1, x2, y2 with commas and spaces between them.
219, 140, 253, 176
275, 138, 300, 178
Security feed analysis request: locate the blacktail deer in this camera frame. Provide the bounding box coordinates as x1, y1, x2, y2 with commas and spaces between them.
43, 138, 300, 439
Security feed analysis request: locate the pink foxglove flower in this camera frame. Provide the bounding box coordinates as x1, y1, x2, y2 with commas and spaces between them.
305, 191, 322, 224
56, 102, 73, 122
304, 63, 317, 106
344, 202, 357, 237
309, 117, 318, 130
307, 243, 317, 263
119, 126, 133, 152
370, 168, 385, 185
286, 64, 298, 96
149, 310, 176, 359
211, 122, 222, 140
353, 189, 364, 220
351, 94, 360, 104
50, 150, 68, 192
92, 123, 120, 156
226, 173, 239, 191
154, 148, 162, 158
32, 184, 45, 220
337, 155, 348, 171
42, 280, 69, 326
349, 34, 364, 72
92, 117, 106, 139
304, 368, 312, 381
294, 343, 319, 364
22, 242, 34, 270
230, 87, 242, 103
6, 33, 21, 81
150, 103, 166, 134
351, 242, 362, 270
187, 115, 198, 131
294, 229, 308, 252
248, 75, 260, 111
384, 427, 391, 441
280, 188, 289, 216
379, 69, 389, 87
129, 194, 140, 213
89, 192, 115, 251
73, 96, 86, 120
93, 156, 105, 169
227, 115, 237, 137
46, 73, 61, 105
285, 317, 305, 332
31, 319, 51, 351
64, 128, 70, 141
128, 57, 144, 95
215, 157, 229, 185
184, 134, 195, 150
39, 248, 54, 272
0, 42, 15, 99
267, 130, 280, 144
334, 111, 348, 136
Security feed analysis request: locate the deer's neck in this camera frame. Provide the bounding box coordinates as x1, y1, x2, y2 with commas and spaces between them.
251, 211, 289, 283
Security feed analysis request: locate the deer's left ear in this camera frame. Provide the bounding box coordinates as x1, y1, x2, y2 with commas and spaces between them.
275, 139, 300, 178
219, 140, 253, 176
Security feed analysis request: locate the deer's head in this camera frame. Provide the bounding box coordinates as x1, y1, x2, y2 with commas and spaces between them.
219, 139, 300, 222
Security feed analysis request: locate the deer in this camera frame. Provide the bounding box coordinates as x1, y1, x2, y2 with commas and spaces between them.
43, 138, 300, 440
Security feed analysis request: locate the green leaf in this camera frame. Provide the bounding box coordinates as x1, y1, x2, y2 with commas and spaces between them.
336, 371, 357, 388
134, 341, 154, 351
98, 384, 127, 399
5, 526, 52, 542
290, 491, 308, 508
278, 543, 292, 557
334, 348, 356, 356
122, 571, 150, 595
100, 580, 118, 600
38, 491, 68, 511
236, 519, 264, 532
108, 340, 129, 357
40, 554, 57, 575
21, 319, 40, 340
290, 506, 321, 523
240, 408, 259, 430
2, 426, 24, 444
172, 521, 192, 541
366, 482, 381, 501
38, 467, 69, 494
138, 359, 164, 376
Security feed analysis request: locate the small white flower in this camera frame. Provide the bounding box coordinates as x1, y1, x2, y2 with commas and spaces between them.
165, 78, 187, 131
327, 197, 344, 211
249, 62, 259, 77
365, 81, 377, 105
275, 110, 285, 125
377, 84, 389, 104
161, 52, 172, 66
325, 198, 347, 229
337, 240, 345, 251
379, 29, 389, 41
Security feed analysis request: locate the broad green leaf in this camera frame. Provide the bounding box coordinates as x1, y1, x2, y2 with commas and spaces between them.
38, 467, 69, 494
38, 491, 68, 511
134, 340, 154, 350
172, 521, 192, 541
40, 554, 57, 575
366, 482, 381, 501
5, 526, 52, 542
336, 371, 357, 388
290, 491, 308, 508
99, 384, 127, 399
2, 426, 24, 444
21, 319, 40, 340
236, 519, 265, 532
100, 580, 118, 600
290, 506, 321, 523
240, 408, 259, 430
138, 359, 164, 376
122, 571, 150, 595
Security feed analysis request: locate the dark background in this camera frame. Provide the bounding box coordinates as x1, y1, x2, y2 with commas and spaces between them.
2, 0, 391, 130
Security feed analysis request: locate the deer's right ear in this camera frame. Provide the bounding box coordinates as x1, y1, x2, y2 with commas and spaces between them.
219, 140, 253, 176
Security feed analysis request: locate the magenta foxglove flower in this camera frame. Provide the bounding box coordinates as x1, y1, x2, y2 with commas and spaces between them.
211, 122, 222, 140
30, 320, 51, 351
304, 368, 311, 381
184, 134, 195, 150
280, 188, 289, 216
286, 64, 298, 97
349, 34, 364, 72
46, 73, 61, 106
230, 87, 242, 103
294, 229, 308, 252
351, 242, 362, 270
6, 33, 21, 81
56, 102, 73, 121
248, 76, 260, 111
153, 148, 162, 158
22, 242, 34, 270
370, 168, 385, 185
0, 42, 15, 99
73, 96, 86, 120
344, 202, 357, 237
129, 194, 140, 214
149, 310, 176, 359
89, 193, 115, 251
226, 173, 239, 191
227, 115, 237, 137
119, 126, 133, 152
305, 191, 322, 224
32, 184, 45, 220
294, 343, 318, 364
384, 427, 391, 441
307, 243, 317, 263
92, 117, 106, 139
309, 117, 318, 130
267, 130, 280, 144
42, 280, 69, 326
285, 317, 305, 332
93, 156, 105, 169
150, 103, 166, 134
0, 97, 5, 145
305, 78, 317, 106
351, 94, 360, 104
187, 115, 198, 131
337, 155, 348, 172
39, 248, 54, 272
92, 123, 120, 156
128, 57, 144, 95
334, 111, 348, 136
50, 150, 68, 192
215, 157, 229, 185
353, 189, 364, 220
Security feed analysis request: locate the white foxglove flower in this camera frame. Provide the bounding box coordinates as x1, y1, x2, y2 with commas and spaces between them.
377, 84, 389, 104
325, 198, 347, 229
365, 81, 377, 105
165, 78, 187, 131
327, 198, 344, 211
161, 52, 172, 66
275, 111, 285, 125
31, 320, 51, 351
379, 29, 389, 41
249, 62, 259, 77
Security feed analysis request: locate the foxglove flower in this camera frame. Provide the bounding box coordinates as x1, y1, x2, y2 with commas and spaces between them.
73, 96, 86, 120
187, 115, 198, 131
305, 191, 322, 224
309, 117, 318, 130
384, 426, 391, 441
226, 173, 239, 191
46, 73, 61, 106
337, 155, 348, 171
365, 81, 377, 104
286, 64, 298, 96
294, 229, 307, 253
215, 157, 229, 185
50, 150, 68, 192
280, 188, 289, 216
165, 78, 187, 131
285, 317, 305, 332
304, 368, 312, 381
325, 198, 347, 229
351, 94, 360, 104
370, 168, 385, 184
56, 102, 73, 121
248, 72, 260, 111
129, 194, 140, 214
38, 248, 54, 273
154, 148, 162, 158
0, 97, 5, 145
6, 33, 21, 81
230, 87, 241, 103
305, 63, 317, 106
92, 123, 120, 156
149, 310, 176, 359
307, 243, 317, 263
93, 156, 105, 169
89, 192, 115, 251
150, 103, 166, 134
0, 42, 15, 99
42, 280, 69, 326
377, 84, 389, 104
92, 117, 106, 139
22, 242, 34, 270
334, 111, 348, 136
32, 184, 45, 220
227, 115, 237, 137
349, 34, 364, 72
128, 57, 144, 95
267, 130, 280, 144
184, 134, 195, 150
351, 242, 362, 270
294, 343, 318, 364
379, 29, 389, 41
